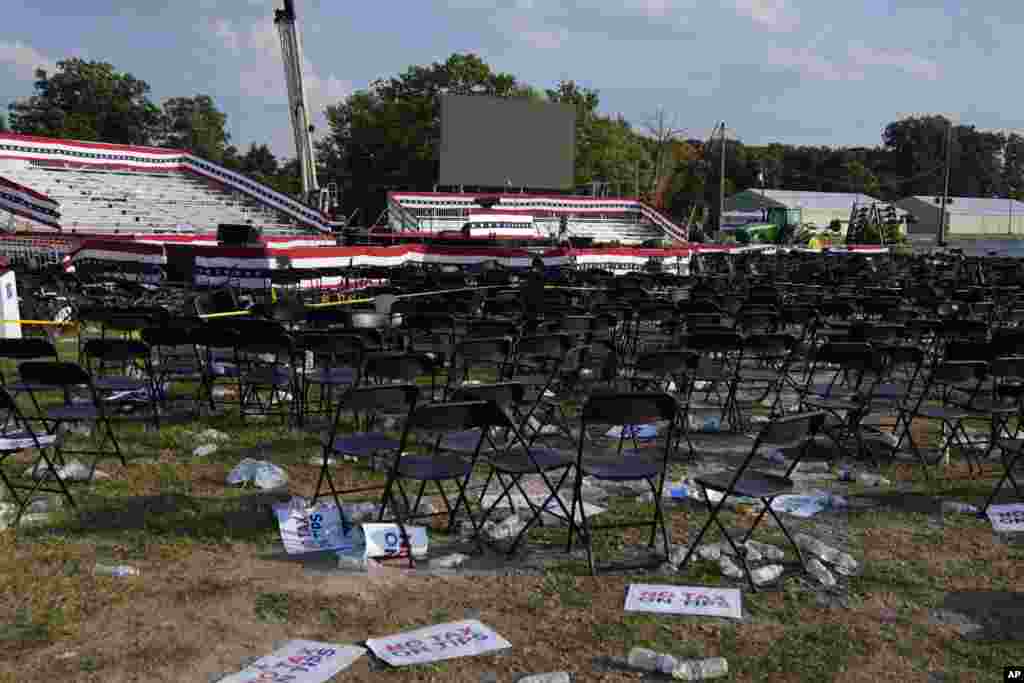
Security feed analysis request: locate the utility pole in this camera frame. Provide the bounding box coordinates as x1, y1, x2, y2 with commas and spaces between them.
718, 122, 727, 234
635, 159, 640, 198
937, 120, 953, 246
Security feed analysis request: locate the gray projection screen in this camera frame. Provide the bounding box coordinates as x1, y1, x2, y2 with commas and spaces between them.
439, 95, 576, 190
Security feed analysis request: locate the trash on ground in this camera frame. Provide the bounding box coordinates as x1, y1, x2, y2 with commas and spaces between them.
429, 553, 469, 570
227, 458, 288, 490
193, 443, 218, 458
627, 648, 729, 680
94, 563, 139, 577
986, 503, 1024, 533
718, 555, 743, 579
750, 564, 784, 586
605, 423, 658, 439
362, 523, 429, 559
273, 496, 359, 555
941, 500, 980, 515
518, 673, 571, 683
216, 640, 365, 683
624, 584, 742, 619
806, 557, 837, 587
365, 620, 511, 666
24, 459, 106, 482
770, 490, 847, 518
795, 533, 860, 575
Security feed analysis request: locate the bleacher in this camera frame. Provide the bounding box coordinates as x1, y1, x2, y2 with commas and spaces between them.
389, 192, 685, 245
0, 162, 295, 234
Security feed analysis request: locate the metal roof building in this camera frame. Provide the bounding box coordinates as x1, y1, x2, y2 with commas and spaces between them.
895, 196, 1024, 239
724, 190, 894, 229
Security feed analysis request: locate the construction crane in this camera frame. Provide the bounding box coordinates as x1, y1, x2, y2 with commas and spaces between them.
274, 0, 338, 218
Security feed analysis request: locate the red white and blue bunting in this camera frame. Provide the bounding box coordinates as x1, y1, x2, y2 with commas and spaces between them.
0, 175, 60, 229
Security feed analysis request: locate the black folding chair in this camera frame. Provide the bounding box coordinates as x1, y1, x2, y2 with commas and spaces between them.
377, 400, 506, 564
569, 392, 680, 575
0, 386, 73, 527
313, 384, 419, 518
19, 361, 127, 471
675, 411, 826, 591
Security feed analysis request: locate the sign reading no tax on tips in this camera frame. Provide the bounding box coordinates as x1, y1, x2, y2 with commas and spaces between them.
366, 620, 511, 666
624, 584, 743, 620
216, 640, 365, 683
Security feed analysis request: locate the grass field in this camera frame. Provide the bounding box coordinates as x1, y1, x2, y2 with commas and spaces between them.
0, 339, 1021, 682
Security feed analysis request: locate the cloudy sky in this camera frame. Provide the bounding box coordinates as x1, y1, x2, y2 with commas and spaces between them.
1, 1, 1020, 160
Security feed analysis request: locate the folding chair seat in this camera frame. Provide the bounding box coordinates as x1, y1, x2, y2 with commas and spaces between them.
675, 411, 826, 590
0, 339, 60, 394
445, 337, 513, 397
378, 400, 507, 560
19, 361, 127, 469
296, 332, 364, 421
899, 360, 988, 478
0, 386, 73, 527
82, 338, 163, 427
448, 382, 576, 553
234, 328, 299, 425
568, 392, 680, 575
313, 383, 418, 511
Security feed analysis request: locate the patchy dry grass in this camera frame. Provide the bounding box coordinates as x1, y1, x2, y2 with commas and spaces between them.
0, 373, 1021, 682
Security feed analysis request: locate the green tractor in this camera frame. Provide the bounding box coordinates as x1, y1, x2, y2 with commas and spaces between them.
734, 206, 802, 245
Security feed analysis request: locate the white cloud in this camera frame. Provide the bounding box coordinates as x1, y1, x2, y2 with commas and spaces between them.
212, 19, 240, 55
848, 43, 940, 81
0, 40, 57, 80
733, 0, 799, 31
767, 47, 854, 82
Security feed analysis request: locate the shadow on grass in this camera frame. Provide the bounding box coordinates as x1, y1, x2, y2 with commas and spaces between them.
20, 491, 287, 544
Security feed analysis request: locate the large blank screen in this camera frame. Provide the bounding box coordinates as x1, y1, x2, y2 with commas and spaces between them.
440, 95, 576, 190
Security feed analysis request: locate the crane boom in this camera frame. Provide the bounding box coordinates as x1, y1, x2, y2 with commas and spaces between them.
274, 0, 327, 213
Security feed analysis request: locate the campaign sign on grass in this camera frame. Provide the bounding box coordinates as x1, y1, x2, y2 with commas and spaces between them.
217, 640, 365, 683
366, 620, 512, 666
624, 584, 743, 620
362, 523, 429, 559
987, 503, 1024, 532
273, 497, 359, 555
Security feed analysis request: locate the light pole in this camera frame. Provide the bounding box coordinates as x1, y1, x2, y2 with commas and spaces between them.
937, 119, 953, 246
1010, 189, 1015, 236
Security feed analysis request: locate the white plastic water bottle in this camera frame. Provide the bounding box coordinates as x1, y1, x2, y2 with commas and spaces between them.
750, 564, 784, 585
941, 501, 979, 515
94, 563, 139, 577
627, 648, 730, 680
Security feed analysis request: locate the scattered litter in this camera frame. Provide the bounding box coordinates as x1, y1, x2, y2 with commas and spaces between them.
273, 497, 359, 555
941, 501, 980, 515
624, 584, 742, 620
770, 490, 847, 518
518, 673, 571, 683
192, 444, 218, 458
697, 544, 722, 562
216, 640, 365, 683
362, 523, 429, 559
24, 460, 107, 482
429, 553, 470, 570
750, 564, 784, 586
197, 428, 230, 442
605, 423, 658, 439
796, 461, 831, 473
746, 541, 785, 561
795, 533, 860, 575
483, 514, 528, 541
806, 558, 837, 587
986, 504, 1024, 532
627, 648, 729, 680
718, 555, 743, 579
94, 563, 139, 577
365, 620, 511, 666
228, 458, 288, 490
856, 472, 891, 486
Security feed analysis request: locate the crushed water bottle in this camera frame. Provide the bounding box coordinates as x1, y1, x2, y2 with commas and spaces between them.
806, 557, 837, 587
518, 673, 571, 683
750, 564, 784, 586
94, 563, 139, 577
941, 501, 979, 515
627, 648, 729, 680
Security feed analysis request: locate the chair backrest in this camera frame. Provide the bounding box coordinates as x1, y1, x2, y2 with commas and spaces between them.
340, 383, 419, 414
364, 352, 435, 383
515, 334, 571, 361
19, 361, 93, 389
404, 400, 505, 434
0, 339, 59, 361
83, 339, 151, 363
450, 381, 526, 409
582, 392, 679, 426
754, 411, 827, 449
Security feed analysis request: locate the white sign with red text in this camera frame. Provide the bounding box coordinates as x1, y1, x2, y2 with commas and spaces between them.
987, 503, 1024, 532
624, 584, 742, 620
366, 620, 511, 666
217, 640, 365, 683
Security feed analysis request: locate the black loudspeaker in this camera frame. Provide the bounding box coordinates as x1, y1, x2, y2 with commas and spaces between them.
217, 223, 262, 246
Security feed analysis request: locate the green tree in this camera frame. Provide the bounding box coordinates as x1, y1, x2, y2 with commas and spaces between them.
1004, 133, 1024, 198
159, 95, 230, 162
8, 58, 162, 145
844, 159, 881, 195
0, 113, 6, 132
221, 144, 242, 173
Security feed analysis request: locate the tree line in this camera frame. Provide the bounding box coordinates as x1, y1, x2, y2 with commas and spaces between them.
6, 55, 1024, 227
